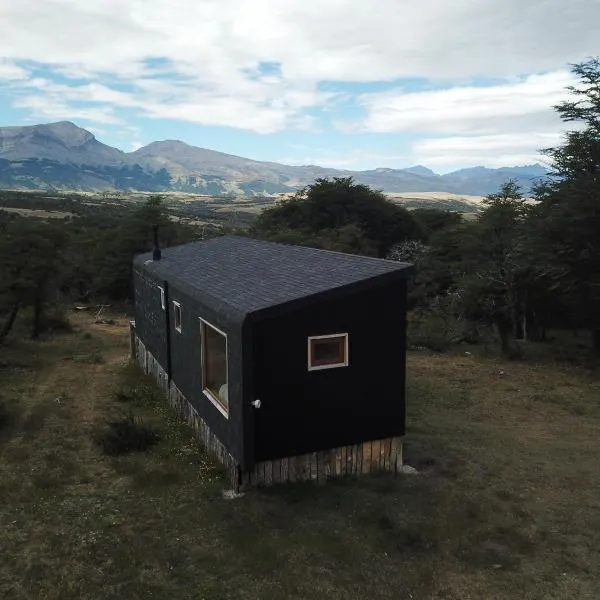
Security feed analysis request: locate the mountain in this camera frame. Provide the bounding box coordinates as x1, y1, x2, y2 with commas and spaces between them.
0, 121, 127, 166
0, 122, 550, 196
403, 165, 438, 177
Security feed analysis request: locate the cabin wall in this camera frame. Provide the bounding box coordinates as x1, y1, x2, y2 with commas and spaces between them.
132, 266, 169, 369
166, 285, 247, 467
252, 280, 407, 463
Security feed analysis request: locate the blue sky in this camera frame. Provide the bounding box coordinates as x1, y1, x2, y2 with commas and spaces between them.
0, 0, 598, 173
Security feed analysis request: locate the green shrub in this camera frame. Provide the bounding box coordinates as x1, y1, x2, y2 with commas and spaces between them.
95, 412, 160, 456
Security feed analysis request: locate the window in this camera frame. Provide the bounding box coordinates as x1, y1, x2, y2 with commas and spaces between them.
173, 301, 182, 333
200, 318, 228, 416
158, 286, 166, 310
308, 333, 349, 371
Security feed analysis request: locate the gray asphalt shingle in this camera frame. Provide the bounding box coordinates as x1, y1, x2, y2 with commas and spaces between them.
138, 235, 412, 316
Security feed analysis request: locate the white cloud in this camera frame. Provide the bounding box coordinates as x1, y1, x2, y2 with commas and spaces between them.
12, 95, 121, 124
0, 60, 29, 81
1, 0, 597, 81
0, 0, 598, 159
411, 133, 563, 170
278, 151, 410, 169
351, 71, 576, 135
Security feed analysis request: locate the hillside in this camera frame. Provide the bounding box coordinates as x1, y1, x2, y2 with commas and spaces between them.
0, 121, 549, 196
1, 312, 598, 598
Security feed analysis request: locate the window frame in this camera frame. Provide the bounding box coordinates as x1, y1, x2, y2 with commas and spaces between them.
158, 285, 166, 311
199, 317, 229, 418
307, 333, 349, 371
173, 301, 182, 333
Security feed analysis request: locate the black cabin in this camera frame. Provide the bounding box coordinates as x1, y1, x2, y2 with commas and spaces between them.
132, 235, 413, 485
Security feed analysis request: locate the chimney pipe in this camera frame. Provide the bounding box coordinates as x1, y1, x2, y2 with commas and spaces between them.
152, 225, 161, 261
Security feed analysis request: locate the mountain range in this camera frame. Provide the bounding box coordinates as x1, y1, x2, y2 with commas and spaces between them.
0, 121, 550, 196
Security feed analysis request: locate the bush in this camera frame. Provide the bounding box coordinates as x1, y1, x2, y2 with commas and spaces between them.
114, 383, 160, 406
95, 412, 160, 456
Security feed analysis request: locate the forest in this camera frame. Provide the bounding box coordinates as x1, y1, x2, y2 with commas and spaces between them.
1, 58, 599, 359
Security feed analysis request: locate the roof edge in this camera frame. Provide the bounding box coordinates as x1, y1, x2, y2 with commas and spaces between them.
246, 267, 412, 324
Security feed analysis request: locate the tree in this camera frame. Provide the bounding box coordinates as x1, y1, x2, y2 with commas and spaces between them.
533, 57, 600, 354
453, 181, 528, 355
0, 219, 68, 339
253, 177, 421, 257
411, 208, 463, 241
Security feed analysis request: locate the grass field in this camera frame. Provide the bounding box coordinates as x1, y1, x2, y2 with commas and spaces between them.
1, 314, 599, 599
0, 206, 74, 219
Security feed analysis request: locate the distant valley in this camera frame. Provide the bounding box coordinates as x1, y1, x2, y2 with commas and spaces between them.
0, 121, 550, 197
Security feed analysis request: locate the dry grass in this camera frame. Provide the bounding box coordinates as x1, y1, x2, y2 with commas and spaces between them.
386, 191, 485, 203
0, 314, 599, 599
0, 207, 74, 219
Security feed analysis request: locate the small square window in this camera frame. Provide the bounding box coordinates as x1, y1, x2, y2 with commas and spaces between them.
173, 301, 182, 333
308, 333, 349, 371
158, 286, 166, 310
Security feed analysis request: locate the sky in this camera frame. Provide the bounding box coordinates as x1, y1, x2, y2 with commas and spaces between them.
0, 0, 598, 173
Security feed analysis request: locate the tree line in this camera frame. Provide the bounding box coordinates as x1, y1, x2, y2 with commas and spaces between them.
1, 58, 598, 358
0, 196, 206, 340
250, 58, 600, 357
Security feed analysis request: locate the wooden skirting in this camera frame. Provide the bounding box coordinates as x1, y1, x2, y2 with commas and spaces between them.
244, 437, 403, 488
130, 323, 404, 491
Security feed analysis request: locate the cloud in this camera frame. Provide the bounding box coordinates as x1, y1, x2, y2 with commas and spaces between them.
278, 150, 410, 169
411, 133, 563, 170
1, 0, 597, 81
349, 71, 576, 135
12, 95, 121, 124
0, 0, 597, 159
0, 60, 29, 81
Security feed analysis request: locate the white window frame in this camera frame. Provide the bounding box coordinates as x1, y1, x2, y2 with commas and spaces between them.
158, 285, 166, 310
307, 333, 349, 371
199, 317, 229, 418
173, 301, 182, 333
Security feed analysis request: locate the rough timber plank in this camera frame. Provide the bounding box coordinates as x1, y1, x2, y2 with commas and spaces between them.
344, 446, 352, 476
288, 456, 297, 483
356, 444, 363, 475
371, 440, 381, 472
302, 454, 312, 482
317, 451, 328, 483
264, 461, 273, 486
339, 446, 346, 477
362, 441, 372, 474
281, 457, 289, 483
310, 452, 318, 481
383, 438, 392, 472
272, 459, 282, 484
334, 448, 342, 477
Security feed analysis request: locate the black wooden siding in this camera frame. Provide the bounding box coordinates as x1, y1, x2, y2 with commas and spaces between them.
132, 266, 168, 369
166, 286, 247, 468
250, 280, 407, 463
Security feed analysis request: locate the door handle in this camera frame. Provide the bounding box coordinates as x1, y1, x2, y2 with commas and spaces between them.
251, 399, 261, 409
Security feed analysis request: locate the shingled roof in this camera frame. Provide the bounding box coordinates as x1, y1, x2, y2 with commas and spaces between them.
136, 235, 413, 320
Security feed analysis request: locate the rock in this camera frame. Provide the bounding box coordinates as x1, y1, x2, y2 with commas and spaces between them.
400, 465, 419, 475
